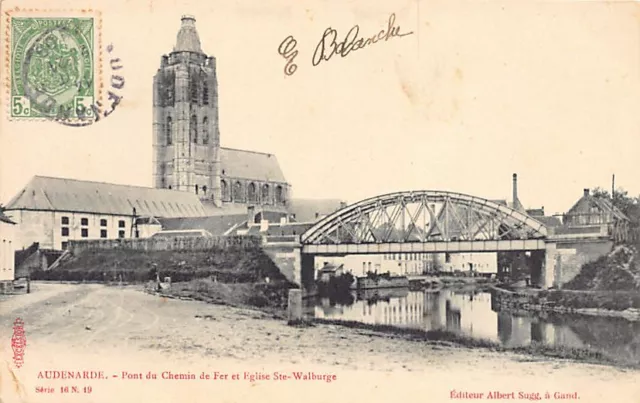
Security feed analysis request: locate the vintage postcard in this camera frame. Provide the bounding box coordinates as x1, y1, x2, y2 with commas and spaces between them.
1, 0, 639, 402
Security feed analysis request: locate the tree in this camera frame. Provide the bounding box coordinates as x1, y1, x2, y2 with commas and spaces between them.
592, 187, 640, 226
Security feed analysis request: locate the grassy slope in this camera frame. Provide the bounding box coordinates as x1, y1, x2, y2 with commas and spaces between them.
32, 247, 297, 310
564, 243, 640, 291
34, 247, 289, 283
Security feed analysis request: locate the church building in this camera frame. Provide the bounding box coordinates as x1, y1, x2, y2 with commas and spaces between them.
3, 15, 292, 253
152, 15, 290, 214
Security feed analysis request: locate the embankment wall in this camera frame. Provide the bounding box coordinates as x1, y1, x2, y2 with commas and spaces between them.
491, 286, 640, 320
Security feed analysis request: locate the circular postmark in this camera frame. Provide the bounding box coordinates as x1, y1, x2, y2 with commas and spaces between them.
12, 18, 96, 123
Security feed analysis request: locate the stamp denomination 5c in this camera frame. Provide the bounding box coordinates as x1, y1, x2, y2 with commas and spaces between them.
7, 9, 101, 122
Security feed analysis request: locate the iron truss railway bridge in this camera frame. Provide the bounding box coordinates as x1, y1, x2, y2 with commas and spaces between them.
300, 191, 548, 255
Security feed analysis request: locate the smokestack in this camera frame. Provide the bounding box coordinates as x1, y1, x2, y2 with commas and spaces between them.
583, 188, 590, 197
512, 173, 518, 206
612, 174, 615, 200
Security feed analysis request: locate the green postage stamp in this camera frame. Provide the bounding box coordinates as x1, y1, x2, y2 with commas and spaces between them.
10, 16, 96, 121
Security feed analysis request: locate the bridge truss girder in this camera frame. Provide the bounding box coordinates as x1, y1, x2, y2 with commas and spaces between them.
301, 191, 547, 246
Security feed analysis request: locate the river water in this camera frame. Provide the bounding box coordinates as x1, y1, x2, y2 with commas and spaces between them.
310, 287, 640, 364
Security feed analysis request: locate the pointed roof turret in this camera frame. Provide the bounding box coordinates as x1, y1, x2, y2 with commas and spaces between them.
173, 15, 203, 53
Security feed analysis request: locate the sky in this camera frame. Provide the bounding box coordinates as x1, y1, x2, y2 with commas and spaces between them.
1, 0, 639, 216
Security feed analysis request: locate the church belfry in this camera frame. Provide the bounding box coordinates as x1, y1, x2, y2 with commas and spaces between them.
152, 15, 221, 206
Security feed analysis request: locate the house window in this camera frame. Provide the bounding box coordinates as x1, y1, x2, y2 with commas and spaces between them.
100, 219, 107, 227
81, 218, 88, 226
118, 230, 125, 239
118, 220, 125, 228
81, 228, 89, 238
262, 184, 270, 203
61, 227, 69, 236
61, 242, 68, 250
61, 216, 69, 225
100, 229, 107, 238
445, 253, 451, 263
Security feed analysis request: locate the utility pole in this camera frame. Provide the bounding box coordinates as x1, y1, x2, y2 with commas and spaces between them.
130, 207, 138, 238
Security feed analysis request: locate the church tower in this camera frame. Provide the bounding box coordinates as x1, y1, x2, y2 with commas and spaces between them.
152, 15, 221, 206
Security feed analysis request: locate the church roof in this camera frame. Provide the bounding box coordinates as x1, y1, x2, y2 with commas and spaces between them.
173, 15, 203, 53
220, 147, 287, 183
4, 176, 208, 218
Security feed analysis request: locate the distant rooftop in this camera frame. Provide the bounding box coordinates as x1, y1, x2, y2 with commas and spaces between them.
4, 176, 208, 218
220, 147, 287, 183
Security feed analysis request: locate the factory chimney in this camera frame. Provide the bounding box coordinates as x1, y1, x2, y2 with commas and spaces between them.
512, 173, 518, 207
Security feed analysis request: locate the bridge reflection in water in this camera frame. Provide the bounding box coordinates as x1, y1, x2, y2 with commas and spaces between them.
310, 288, 640, 362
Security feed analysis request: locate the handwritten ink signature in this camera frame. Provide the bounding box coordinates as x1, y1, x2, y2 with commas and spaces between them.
277, 35, 299, 76
312, 13, 414, 66
277, 13, 413, 75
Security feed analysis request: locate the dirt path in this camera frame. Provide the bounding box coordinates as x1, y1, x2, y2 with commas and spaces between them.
1, 283, 639, 403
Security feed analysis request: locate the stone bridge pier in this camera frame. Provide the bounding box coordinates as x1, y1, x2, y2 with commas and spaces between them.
530, 242, 557, 289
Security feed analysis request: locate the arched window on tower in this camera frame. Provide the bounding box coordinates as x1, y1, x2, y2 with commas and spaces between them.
221, 180, 229, 201
247, 183, 257, 203
202, 117, 209, 144
233, 181, 243, 202
191, 81, 198, 104
262, 184, 270, 204
203, 81, 209, 105
159, 163, 166, 188
195, 184, 199, 195
202, 185, 207, 195
166, 116, 172, 145
190, 114, 198, 143
276, 185, 284, 204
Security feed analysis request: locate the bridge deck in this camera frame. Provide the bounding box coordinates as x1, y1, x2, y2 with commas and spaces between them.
301, 239, 547, 255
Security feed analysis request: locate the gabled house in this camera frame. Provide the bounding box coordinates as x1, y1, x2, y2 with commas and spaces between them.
564, 189, 629, 227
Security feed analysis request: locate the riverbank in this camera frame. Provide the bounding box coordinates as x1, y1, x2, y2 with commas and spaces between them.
491, 285, 640, 321
2, 283, 639, 403
310, 318, 638, 368
146, 278, 293, 317
156, 279, 640, 368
